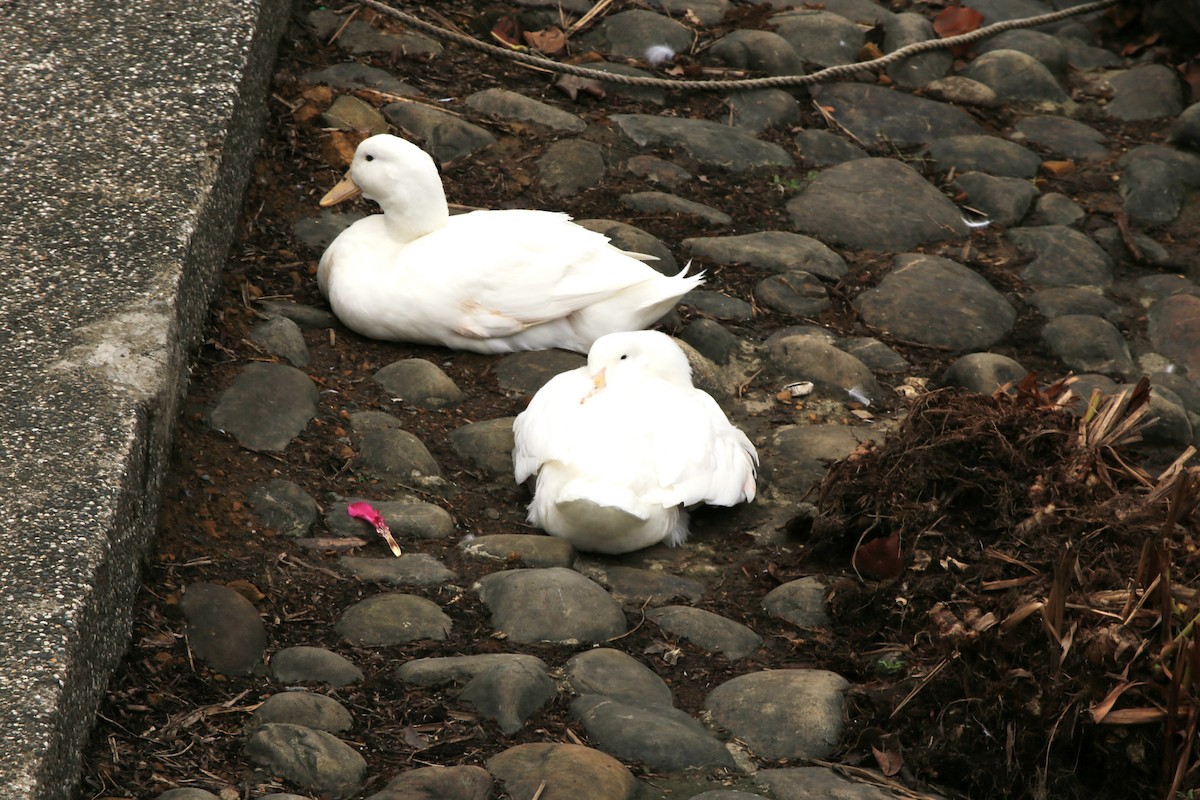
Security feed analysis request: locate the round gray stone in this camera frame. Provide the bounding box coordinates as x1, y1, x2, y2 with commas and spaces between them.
356, 427, 441, 479
647, 606, 762, 659
538, 139, 607, 197
327, 498, 455, 540
461, 534, 576, 568
250, 478, 318, 538
380, 102, 496, 164
374, 359, 465, 409
1041, 315, 1134, 376
767, 333, 881, 403
774, 10, 864, 66
1008, 225, 1114, 288
269, 646, 364, 687
572, 695, 735, 770
683, 231, 847, 279
565, 648, 674, 707
963, 49, 1069, 108
941, 352, 1028, 395
250, 691, 353, 734
250, 316, 310, 367
449, 417, 516, 478
493, 350, 585, 395
952, 171, 1037, 228
365, 765, 494, 800
336, 593, 451, 645
459, 658, 558, 734
337, 554, 457, 586
397, 654, 549, 687
244, 723, 366, 798
465, 88, 586, 132
180, 582, 266, 676
1101, 64, 1185, 121
209, 362, 318, 452
476, 567, 627, 644
763, 577, 830, 627
705, 669, 850, 760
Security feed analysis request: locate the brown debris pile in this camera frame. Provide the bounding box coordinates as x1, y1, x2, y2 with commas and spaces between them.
808, 376, 1200, 800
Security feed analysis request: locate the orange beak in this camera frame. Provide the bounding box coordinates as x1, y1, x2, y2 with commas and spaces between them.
320, 173, 362, 207
580, 367, 606, 404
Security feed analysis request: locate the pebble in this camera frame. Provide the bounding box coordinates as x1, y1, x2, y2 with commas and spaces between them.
487, 743, 639, 800
268, 646, 364, 687
571, 695, 736, 770
373, 358, 465, 409
476, 567, 627, 644
646, 605, 763, 659
365, 765, 493, 800
335, 593, 452, 645
449, 417, 517, 477
705, 670, 850, 759
179, 582, 266, 676
244, 723, 366, 798
249, 691, 354, 734
250, 479, 319, 538
209, 362, 318, 452
461, 533, 576, 568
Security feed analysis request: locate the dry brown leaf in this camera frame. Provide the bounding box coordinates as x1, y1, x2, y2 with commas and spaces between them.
524, 26, 567, 55
1041, 159, 1077, 176
870, 743, 904, 777
853, 531, 903, 579
490, 15, 526, 50
932, 6, 983, 57
226, 579, 265, 602
321, 131, 364, 168
555, 74, 606, 101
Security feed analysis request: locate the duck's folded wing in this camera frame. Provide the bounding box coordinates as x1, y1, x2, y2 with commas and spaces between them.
423, 212, 667, 339
512, 370, 593, 483
645, 391, 759, 508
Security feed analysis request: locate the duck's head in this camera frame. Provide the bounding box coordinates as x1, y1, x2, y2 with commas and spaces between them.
319, 134, 443, 209
585, 330, 694, 392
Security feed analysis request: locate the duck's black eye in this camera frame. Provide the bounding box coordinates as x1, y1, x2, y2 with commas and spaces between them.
364, 154, 375, 162
620, 354, 628, 360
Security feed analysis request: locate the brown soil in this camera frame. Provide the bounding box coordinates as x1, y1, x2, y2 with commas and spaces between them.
76, 3, 1200, 800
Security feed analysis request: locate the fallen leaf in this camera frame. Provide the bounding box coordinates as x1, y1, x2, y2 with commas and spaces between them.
490, 15, 526, 51
523, 26, 566, 55
555, 74, 606, 101
932, 6, 983, 57
853, 530, 903, 579
871, 743, 904, 777
1041, 159, 1076, 176
226, 579, 265, 602
321, 130, 363, 168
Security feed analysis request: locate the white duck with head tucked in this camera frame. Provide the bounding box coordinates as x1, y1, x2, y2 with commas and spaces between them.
317, 134, 703, 354
512, 330, 758, 554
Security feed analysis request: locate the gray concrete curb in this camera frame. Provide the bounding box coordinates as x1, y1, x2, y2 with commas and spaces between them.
0, 2, 290, 797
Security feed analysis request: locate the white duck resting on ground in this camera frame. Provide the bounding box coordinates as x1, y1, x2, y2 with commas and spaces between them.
512, 330, 758, 554
317, 134, 704, 354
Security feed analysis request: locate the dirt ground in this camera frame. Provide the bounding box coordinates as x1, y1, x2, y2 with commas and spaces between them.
75, 2, 1200, 799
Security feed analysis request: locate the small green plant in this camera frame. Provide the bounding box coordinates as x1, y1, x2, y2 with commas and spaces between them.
875, 656, 906, 676
769, 173, 802, 193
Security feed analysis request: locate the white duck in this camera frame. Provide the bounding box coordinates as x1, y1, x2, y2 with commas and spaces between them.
512, 330, 758, 554
317, 134, 703, 354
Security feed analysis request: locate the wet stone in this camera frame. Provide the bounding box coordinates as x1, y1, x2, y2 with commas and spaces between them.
397, 654, 549, 687
321, 94, 388, 135
209, 362, 318, 452
449, 417, 516, 477
302, 63, 419, 96
952, 171, 1037, 228
1032, 192, 1085, 226
577, 219, 679, 274
244, 723, 366, 799
250, 478, 318, 538
249, 691, 353, 734
941, 352, 1028, 395
793, 129, 869, 166
465, 88, 586, 132
755, 272, 831, 317
727, 89, 801, 134
538, 139, 607, 197
963, 49, 1070, 110
564, 648, 674, 707
583, 9, 692, 59
588, 564, 705, 608
1028, 288, 1122, 321
374, 359, 465, 409
812, 83, 981, 149
680, 290, 753, 321
337, 554, 457, 586
773, 10, 864, 66
1041, 315, 1134, 376
269, 646, 364, 687
611, 114, 794, 171
1147, 294, 1200, 377
1012, 115, 1108, 161
250, 316, 310, 367
1010, 225, 1114, 288
381, 102, 496, 163
1100, 65, 1185, 121
680, 318, 738, 365
571, 695, 735, 770
290, 209, 364, 254
646, 605, 762, 659
335, 593, 451, 646
883, 12, 952, 88
763, 576, 830, 628
476, 567, 627, 644
356, 426, 441, 479
326, 497, 455, 540
756, 766, 894, 800
461, 533, 576, 568
487, 743, 638, 800
626, 154, 693, 189
767, 334, 881, 403
365, 765, 493, 800
621, 191, 731, 225
494, 349, 585, 394
926, 134, 1042, 179
769, 424, 875, 493
683, 231, 847, 279
180, 582, 266, 676
705, 669, 850, 760
459, 658, 558, 734
853, 253, 1016, 350
307, 9, 441, 59
786, 158, 968, 250
977, 29, 1068, 76
707, 30, 803, 77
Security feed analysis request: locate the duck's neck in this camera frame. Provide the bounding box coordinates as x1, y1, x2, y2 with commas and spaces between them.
380, 192, 450, 243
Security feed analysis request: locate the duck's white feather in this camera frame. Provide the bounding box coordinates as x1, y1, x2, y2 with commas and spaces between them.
513, 331, 758, 554
318, 135, 703, 354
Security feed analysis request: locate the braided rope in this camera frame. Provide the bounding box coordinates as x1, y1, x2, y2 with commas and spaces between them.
357, 0, 1121, 92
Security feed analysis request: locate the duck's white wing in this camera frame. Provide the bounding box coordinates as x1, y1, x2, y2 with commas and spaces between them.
410, 211, 666, 339
514, 374, 757, 508
512, 368, 594, 484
